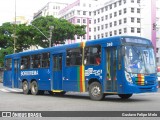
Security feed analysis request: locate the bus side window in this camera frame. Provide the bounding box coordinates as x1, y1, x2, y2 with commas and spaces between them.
21, 56, 30, 70
5, 59, 12, 71
42, 53, 50, 68
66, 48, 82, 66
84, 45, 101, 65
31, 54, 41, 69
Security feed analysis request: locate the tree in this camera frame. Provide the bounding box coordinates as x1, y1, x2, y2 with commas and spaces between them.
32, 16, 86, 47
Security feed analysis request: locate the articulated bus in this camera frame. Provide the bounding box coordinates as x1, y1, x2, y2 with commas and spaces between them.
3, 36, 158, 100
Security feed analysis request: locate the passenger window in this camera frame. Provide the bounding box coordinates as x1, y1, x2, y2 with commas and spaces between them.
84, 45, 101, 65
53, 56, 62, 71
31, 54, 41, 68
5, 59, 12, 71
66, 48, 82, 66
21, 56, 30, 69
42, 53, 50, 68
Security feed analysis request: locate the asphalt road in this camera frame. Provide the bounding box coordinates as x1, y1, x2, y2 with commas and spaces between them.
0, 83, 160, 119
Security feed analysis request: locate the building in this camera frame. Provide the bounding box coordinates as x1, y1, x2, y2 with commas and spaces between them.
34, 0, 160, 65
33, 2, 68, 19
59, 0, 99, 44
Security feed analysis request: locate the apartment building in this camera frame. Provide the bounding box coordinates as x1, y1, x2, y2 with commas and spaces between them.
33, 0, 160, 65
33, 2, 68, 19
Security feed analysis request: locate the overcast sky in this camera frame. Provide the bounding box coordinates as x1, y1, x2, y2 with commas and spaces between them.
0, 0, 75, 25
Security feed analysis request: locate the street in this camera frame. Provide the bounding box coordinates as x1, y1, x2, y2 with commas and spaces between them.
0, 83, 160, 111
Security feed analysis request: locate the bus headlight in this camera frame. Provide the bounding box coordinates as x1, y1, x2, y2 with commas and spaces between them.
125, 71, 133, 83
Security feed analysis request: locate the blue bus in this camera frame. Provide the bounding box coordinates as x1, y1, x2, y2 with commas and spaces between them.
3, 36, 158, 100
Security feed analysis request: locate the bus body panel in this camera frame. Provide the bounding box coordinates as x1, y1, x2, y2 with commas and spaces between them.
3, 36, 158, 97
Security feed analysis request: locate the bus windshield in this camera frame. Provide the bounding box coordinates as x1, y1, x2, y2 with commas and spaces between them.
124, 45, 156, 74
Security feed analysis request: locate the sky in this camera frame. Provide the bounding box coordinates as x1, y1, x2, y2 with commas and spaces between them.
0, 0, 75, 25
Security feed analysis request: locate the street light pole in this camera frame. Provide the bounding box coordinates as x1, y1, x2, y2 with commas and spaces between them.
14, 0, 17, 53
49, 26, 54, 47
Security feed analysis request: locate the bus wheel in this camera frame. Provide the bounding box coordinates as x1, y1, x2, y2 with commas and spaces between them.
89, 82, 104, 101
118, 94, 133, 99
22, 81, 30, 94
31, 81, 39, 95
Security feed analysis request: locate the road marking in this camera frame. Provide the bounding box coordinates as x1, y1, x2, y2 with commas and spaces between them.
0, 88, 22, 93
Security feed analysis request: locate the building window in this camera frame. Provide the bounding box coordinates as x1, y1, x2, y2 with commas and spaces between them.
110, 31, 112, 36
124, 8, 127, 14
83, 11, 86, 15
101, 8, 104, 13
98, 34, 100, 39
98, 26, 100, 31
94, 35, 96, 39
97, 10, 100, 14
114, 12, 117, 17
105, 32, 108, 37
124, 18, 127, 23
94, 27, 96, 32
89, 12, 91, 16
124, 0, 126, 4
101, 33, 104, 38
119, 19, 122, 25
83, 19, 86, 23
94, 11, 96, 15
105, 24, 108, 29
114, 21, 117, 26
77, 36, 80, 39
131, 27, 134, 33
131, 0, 134, 3
137, 0, 140, 3
114, 30, 117, 35
101, 25, 104, 30
119, 0, 122, 6
110, 13, 112, 18
89, 28, 91, 32
119, 10, 122, 15
131, 8, 134, 13
89, 36, 91, 39
94, 19, 96, 24
114, 2, 117, 8
101, 17, 104, 21
110, 4, 112, 9
98, 18, 100, 23
105, 15, 108, 20
137, 28, 141, 33
110, 22, 112, 27
119, 29, 122, 34
137, 8, 140, 13
105, 6, 108, 11
124, 28, 127, 33
131, 17, 134, 22
89, 20, 91, 24
137, 18, 140, 23
77, 19, 80, 23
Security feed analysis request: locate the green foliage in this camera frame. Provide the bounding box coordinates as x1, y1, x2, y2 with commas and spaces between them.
0, 15, 86, 66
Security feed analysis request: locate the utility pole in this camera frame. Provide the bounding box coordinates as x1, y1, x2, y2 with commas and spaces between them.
49, 26, 54, 47
14, 0, 17, 53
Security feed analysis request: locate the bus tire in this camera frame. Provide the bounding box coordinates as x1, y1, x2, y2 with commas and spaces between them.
118, 94, 133, 99
22, 81, 30, 94
31, 81, 39, 95
89, 82, 105, 101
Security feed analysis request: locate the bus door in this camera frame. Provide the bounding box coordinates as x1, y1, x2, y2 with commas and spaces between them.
12, 59, 20, 88
52, 54, 63, 90
106, 47, 118, 92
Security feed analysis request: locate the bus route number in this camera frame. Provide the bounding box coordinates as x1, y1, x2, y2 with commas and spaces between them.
107, 42, 113, 47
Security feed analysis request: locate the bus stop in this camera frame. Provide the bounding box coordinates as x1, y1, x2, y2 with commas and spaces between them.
0, 67, 4, 83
